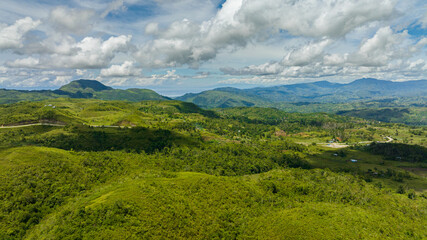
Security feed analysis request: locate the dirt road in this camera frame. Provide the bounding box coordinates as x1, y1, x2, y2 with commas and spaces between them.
0, 123, 66, 129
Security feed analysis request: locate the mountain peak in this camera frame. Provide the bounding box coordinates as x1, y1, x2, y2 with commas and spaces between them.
213, 87, 241, 92
349, 78, 385, 85
311, 80, 339, 87
59, 80, 113, 93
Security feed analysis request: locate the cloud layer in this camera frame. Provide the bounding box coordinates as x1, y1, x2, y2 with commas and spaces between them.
0, 0, 425, 90
7, 35, 132, 69
136, 0, 399, 68
221, 25, 427, 83
49, 7, 96, 34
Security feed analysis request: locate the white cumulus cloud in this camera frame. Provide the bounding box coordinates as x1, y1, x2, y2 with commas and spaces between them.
51, 75, 72, 86
0, 66, 7, 73
349, 26, 409, 66
49, 6, 96, 34
420, 10, 427, 28
101, 0, 127, 18
100, 61, 141, 77
0, 17, 41, 50
7, 35, 133, 69
136, 0, 397, 68
7, 57, 40, 68
101, 69, 181, 87
221, 26, 426, 80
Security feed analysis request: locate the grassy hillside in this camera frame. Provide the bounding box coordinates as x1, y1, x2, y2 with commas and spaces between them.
177, 88, 267, 108
0, 99, 426, 239
27, 169, 426, 239
0, 89, 62, 105
58, 80, 113, 93
0, 99, 213, 127
337, 107, 427, 126
93, 88, 169, 101
0, 80, 169, 104
275, 96, 427, 113
1, 147, 425, 239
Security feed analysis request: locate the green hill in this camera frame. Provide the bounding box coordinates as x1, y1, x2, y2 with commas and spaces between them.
0, 99, 426, 239
178, 88, 267, 108
93, 88, 169, 101
58, 79, 113, 93
1, 79, 426, 125
1, 146, 425, 239
336, 107, 427, 126
176, 79, 427, 125
0, 80, 169, 104
0, 89, 63, 104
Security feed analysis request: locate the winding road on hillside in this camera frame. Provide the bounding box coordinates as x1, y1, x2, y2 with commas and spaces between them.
317, 136, 394, 148
1, 123, 394, 148
0, 123, 67, 129
0, 122, 125, 129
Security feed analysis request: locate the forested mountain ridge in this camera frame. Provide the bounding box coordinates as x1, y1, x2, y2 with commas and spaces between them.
1, 78, 426, 125
0, 79, 169, 104
176, 78, 427, 108
1, 78, 426, 106
58, 79, 113, 93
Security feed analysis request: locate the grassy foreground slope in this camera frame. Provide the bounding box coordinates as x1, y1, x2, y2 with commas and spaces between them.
0, 147, 425, 240
29, 170, 425, 240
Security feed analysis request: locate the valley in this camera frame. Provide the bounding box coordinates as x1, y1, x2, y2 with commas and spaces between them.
0, 81, 426, 239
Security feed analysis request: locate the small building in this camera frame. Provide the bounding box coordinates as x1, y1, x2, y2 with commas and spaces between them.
350, 159, 358, 163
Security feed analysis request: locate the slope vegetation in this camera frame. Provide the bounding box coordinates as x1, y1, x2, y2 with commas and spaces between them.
0, 99, 425, 239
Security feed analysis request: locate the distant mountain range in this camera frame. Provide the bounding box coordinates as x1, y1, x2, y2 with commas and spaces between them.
176, 78, 427, 108
0, 78, 426, 107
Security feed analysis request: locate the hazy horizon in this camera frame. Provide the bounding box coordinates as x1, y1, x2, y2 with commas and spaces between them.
2, 77, 427, 98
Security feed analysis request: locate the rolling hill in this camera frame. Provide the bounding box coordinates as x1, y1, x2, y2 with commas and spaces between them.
58, 79, 113, 93
1, 78, 426, 125
0, 79, 169, 104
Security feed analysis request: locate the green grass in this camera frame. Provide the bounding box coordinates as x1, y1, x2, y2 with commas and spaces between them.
24, 168, 426, 240
0, 99, 426, 239
0, 145, 425, 239
307, 147, 427, 191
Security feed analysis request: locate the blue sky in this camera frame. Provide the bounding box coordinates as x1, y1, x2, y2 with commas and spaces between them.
0, 0, 426, 96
